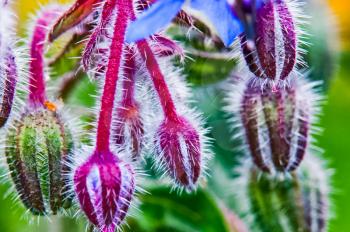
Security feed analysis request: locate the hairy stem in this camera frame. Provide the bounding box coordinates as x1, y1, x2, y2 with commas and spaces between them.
95, 0, 132, 152
28, 9, 60, 108
136, 40, 178, 121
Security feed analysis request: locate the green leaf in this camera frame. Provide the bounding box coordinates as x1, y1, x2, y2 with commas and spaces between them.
124, 187, 231, 232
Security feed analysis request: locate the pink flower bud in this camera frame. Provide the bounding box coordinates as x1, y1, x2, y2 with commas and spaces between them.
74, 150, 135, 231
155, 116, 201, 190
227, 75, 321, 173
239, 0, 300, 81
0, 2, 19, 128
0, 46, 18, 128
151, 35, 185, 60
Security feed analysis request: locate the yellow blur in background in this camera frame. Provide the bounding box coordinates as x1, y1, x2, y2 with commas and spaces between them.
328, 0, 350, 49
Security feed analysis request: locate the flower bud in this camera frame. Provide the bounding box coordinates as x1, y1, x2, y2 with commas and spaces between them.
5, 107, 74, 215
74, 150, 135, 231
0, 2, 19, 128
155, 116, 201, 190
151, 35, 185, 60
0, 46, 18, 128
236, 155, 330, 232
227, 76, 319, 173
239, 0, 298, 80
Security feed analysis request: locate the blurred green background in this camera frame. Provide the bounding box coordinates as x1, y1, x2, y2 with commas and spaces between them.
1, 0, 350, 231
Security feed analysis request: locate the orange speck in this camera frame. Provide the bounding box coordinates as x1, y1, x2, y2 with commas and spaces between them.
44, 101, 57, 112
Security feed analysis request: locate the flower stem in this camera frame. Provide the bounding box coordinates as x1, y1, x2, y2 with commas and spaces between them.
127, 1, 178, 121
28, 9, 60, 108
95, 0, 131, 152
136, 40, 179, 121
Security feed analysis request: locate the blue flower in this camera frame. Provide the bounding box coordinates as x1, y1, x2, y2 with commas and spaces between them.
125, 0, 243, 46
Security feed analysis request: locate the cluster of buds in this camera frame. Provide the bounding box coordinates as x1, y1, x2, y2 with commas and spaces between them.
235, 154, 330, 232
0, 0, 332, 231
225, 0, 320, 174
225, 1, 330, 231
46, 0, 210, 229
3, 5, 77, 215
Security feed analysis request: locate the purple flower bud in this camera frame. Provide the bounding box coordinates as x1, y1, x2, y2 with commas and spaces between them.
227, 76, 320, 173
74, 151, 135, 231
151, 35, 185, 60
239, 0, 298, 80
136, 40, 209, 191
155, 116, 201, 190
0, 2, 18, 128
0, 46, 18, 128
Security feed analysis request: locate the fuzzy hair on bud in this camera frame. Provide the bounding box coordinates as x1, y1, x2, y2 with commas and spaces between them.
225, 74, 322, 173
235, 0, 307, 81
234, 154, 331, 232
134, 39, 211, 192
155, 116, 201, 190
0, 1, 22, 128
73, 148, 136, 232
5, 107, 75, 215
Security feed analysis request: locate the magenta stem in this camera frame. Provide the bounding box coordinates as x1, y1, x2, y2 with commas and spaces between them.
28, 9, 60, 108
136, 40, 178, 121
127, 1, 178, 121
95, 0, 131, 152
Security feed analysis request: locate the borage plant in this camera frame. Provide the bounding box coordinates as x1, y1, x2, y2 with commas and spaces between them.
0, 0, 337, 231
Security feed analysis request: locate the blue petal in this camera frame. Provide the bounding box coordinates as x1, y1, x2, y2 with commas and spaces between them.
125, 0, 185, 43
255, 0, 263, 8
191, 0, 243, 46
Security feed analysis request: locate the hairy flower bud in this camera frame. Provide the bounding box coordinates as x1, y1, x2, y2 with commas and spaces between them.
5, 107, 74, 215
151, 35, 185, 60
236, 155, 330, 232
227, 76, 320, 173
238, 0, 299, 80
155, 116, 201, 190
0, 46, 18, 128
0, 2, 19, 128
74, 150, 135, 231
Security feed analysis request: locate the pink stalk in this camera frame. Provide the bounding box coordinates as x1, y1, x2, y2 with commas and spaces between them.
95, 0, 132, 152
136, 40, 179, 121
126, 1, 179, 121
28, 9, 61, 108
82, 0, 117, 70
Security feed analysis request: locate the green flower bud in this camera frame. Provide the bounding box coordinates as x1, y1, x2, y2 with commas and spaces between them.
5, 107, 74, 215
237, 154, 330, 232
